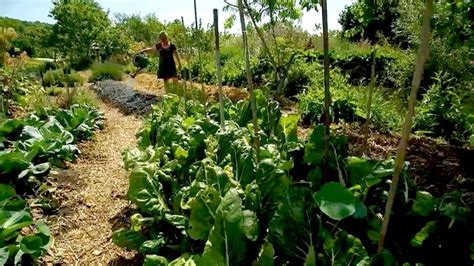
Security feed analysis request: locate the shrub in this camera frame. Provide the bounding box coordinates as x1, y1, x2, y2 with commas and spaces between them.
90, 62, 124, 82
414, 72, 472, 145
70, 56, 94, 71
42, 69, 84, 87
298, 63, 403, 132
43, 69, 65, 87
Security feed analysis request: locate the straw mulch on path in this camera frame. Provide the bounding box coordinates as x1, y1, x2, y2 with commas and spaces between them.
44, 101, 143, 265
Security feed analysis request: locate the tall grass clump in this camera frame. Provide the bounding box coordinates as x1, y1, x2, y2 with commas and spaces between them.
90, 62, 124, 82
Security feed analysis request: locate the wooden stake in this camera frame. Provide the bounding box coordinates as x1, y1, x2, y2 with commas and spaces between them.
363, 48, 377, 154
213, 9, 225, 127
321, 0, 331, 181
180, 16, 187, 104
238, 0, 260, 157
378, 0, 433, 252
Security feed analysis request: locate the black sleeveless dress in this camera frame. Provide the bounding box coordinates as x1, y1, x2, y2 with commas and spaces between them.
156, 43, 177, 79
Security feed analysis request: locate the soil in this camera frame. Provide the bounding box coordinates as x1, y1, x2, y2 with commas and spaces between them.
337, 123, 474, 208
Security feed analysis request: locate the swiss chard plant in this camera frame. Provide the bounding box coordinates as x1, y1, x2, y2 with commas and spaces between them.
115, 92, 472, 265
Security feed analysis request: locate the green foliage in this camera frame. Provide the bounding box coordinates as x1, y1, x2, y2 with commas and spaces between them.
42, 69, 84, 87
0, 17, 53, 58
0, 184, 53, 264
69, 56, 94, 71
115, 92, 472, 265
90, 62, 124, 82
0, 104, 104, 192
339, 0, 400, 44
50, 0, 110, 61
414, 72, 472, 144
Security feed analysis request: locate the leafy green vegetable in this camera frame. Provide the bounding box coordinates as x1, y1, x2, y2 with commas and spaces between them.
411, 191, 436, 217
411, 221, 437, 247
112, 228, 146, 250
201, 188, 249, 266
314, 182, 357, 220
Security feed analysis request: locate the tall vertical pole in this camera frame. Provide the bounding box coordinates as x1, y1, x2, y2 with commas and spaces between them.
321, 0, 331, 181
213, 9, 225, 127
364, 48, 376, 154
193, 0, 205, 103
378, 0, 433, 252
181, 16, 188, 104
238, 0, 260, 158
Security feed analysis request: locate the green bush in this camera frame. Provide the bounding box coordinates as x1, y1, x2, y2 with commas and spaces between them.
414, 72, 472, 145
43, 69, 65, 87
42, 69, 84, 87
90, 62, 124, 82
298, 63, 403, 132
70, 56, 94, 71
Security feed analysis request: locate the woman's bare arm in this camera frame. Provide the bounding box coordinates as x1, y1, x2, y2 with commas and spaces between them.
137, 47, 156, 54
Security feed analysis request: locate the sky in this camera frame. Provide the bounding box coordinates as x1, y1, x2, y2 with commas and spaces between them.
0, 0, 355, 34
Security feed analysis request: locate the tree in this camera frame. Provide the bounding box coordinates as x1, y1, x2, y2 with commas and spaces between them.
49, 0, 110, 61
0, 27, 17, 65
339, 0, 400, 44
225, 0, 305, 95
115, 14, 165, 45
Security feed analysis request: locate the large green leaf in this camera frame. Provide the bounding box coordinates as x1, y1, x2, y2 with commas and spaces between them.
276, 114, 299, 143
128, 168, 169, 216
241, 210, 259, 241
112, 228, 146, 250
0, 246, 9, 266
411, 221, 437, 247
187, 185, 221, 241
139, 236, 166, 255
304, 125, 325, 165
411, 191, 436, 217
268, 186, 315, 263
19, 235, 43, 257
319, 228, 368, 265
0, 184, 15, 201
0, 151, 30, 175
0, 210, 33, 239
144, 254, 168, 266
314, 182, 357, 220
253, 242, 274, 266
201, 189, 248, 266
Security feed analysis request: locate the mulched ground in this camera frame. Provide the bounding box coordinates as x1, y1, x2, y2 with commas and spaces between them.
337, 123, 474, 209
42, 101, 142, 264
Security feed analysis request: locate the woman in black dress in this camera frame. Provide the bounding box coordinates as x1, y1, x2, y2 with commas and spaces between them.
137, 31, 182, 88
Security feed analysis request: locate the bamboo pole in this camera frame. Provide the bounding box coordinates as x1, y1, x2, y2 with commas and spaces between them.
180, 16, 187, 104
321, 0, 331, 181
378, 0, 433, 252
193, 0, 205, 103
237, 0, 260, 157
213, 9, 225, 127
363, 48, 377, 154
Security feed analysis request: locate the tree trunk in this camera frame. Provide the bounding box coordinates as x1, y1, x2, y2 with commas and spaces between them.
378, 0, 433, 252
363, 48, 377, 154
321, 0, 331, 181
213, 9, 225, 127
238, 0, 260, 158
